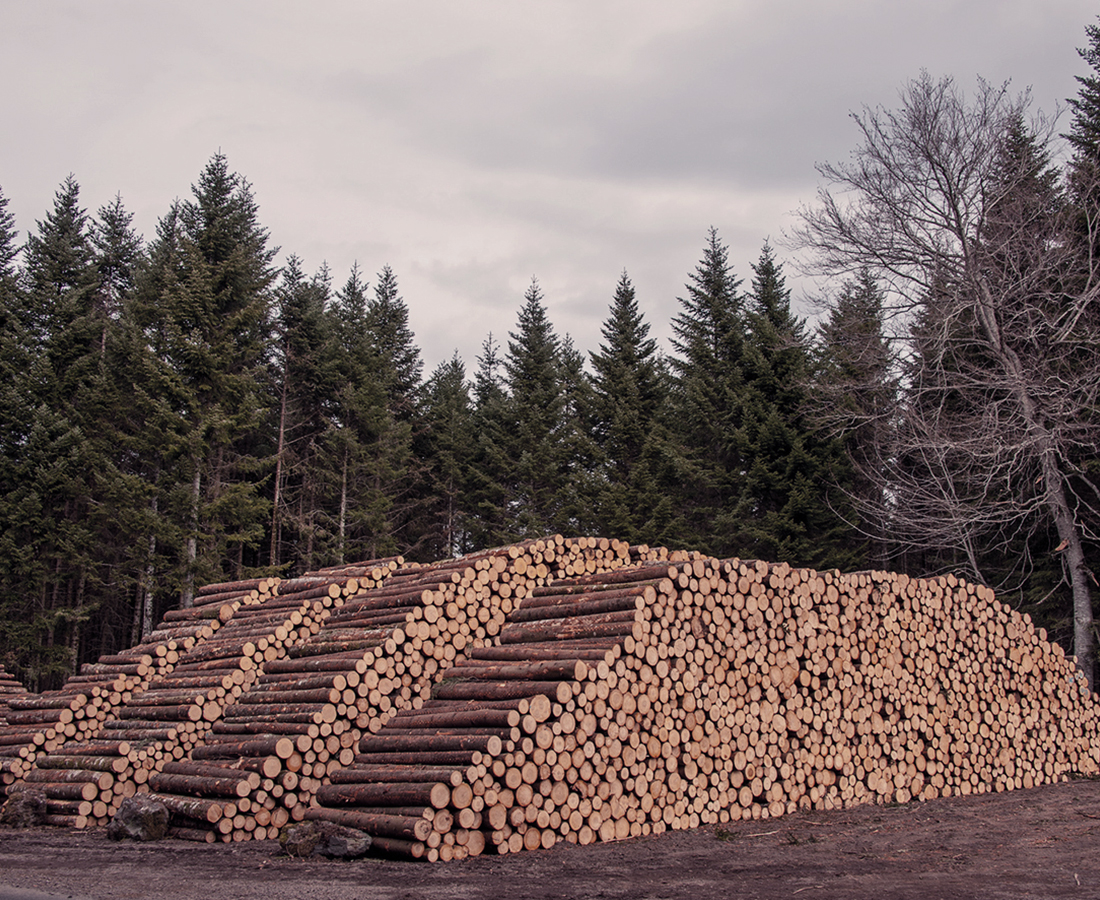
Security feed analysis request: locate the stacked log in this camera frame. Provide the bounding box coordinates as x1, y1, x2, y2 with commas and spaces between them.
306, 553, 1100, 860
143, 538, 636, 843
304, 547, 650, 859
139, 559, 401, 841
0, 580, 266, 802
0, 664, 34, 794
144, 547, 529, 842
10, 577, 281, 825
0, 665, 32, 721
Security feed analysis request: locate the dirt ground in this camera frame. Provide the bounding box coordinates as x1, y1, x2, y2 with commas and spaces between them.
3, 779, 1100, 900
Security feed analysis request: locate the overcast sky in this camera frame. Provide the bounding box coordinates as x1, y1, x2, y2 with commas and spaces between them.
2, 1, 1097, 372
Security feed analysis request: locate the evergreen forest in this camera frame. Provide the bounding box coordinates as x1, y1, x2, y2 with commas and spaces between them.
4, 20, 1100, 691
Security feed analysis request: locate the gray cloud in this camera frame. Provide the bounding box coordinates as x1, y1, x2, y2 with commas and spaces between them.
2, 0, 1096, 370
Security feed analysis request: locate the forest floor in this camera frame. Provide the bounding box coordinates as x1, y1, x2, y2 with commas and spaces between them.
3, 778, 1100, 900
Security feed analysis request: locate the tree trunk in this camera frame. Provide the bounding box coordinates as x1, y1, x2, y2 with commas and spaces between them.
976, 283, 1096, 688
182, 463, 201, 609
339, 446, 348, 565
270, 352, 288, 568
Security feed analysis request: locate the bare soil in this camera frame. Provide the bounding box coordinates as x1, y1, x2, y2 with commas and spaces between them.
3, 779, 1100, 900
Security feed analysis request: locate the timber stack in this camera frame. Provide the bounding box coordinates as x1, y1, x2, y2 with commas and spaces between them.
0, 578, 267, 803
4, 537, 1098, 859
7, 577, 278, 825
305, 556, 667, 859
140, 558, 402, 841
0, 665, 32, 723
139, 538, 635, 842
308, 554, 1100, 860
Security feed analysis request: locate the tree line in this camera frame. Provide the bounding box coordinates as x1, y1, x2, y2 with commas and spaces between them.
3, 19, 1100, 690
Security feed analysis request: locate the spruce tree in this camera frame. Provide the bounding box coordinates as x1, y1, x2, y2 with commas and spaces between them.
501, 279, 573, 539
1067, 16, 1100, 189
556, 334, 601, 535
92, 195, 143, 341
137, 154, 277, 605
420, 354, 475, 558
0, 185, 27, 485
366, 265, 429, 554
269, 257, 340, 570
467, 333, 512, 548
83, 195, 166, 655
815, 269, 895, 567
667, 228, 745, 554
0, 186, 44, 682
589, 271, 668, 542
11, 177, 133, 683
322, 264, 404, 562
368, 265, 423, 420
730, 243, 853, 568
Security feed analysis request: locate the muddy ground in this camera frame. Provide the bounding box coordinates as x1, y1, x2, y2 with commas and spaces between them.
3, 779, 1100, 900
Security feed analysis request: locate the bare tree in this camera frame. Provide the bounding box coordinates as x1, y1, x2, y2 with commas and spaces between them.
794, 73, 1100, 688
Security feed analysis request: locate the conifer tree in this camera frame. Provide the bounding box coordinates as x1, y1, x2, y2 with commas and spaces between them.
365, 265, 429, 553
368, 265, 423, 419
814, 269, 895, 567
8, 177, 141, 682
1067, 16, 1100, 204
467, 333, 511, 548
91, 195, 143, 346
269, 257, 339, 570
0, 186, 45, 681
589, 271, 669, 542
556, 334, 601, 534
84, 195, 168, 653
420, 354, 475, 558
730, 243, 853, 568
0, 185, 27, 489
501, 279, 573, 538
322, 265, 403, 562
137, 154, 277, 605
667, 228, 745, 554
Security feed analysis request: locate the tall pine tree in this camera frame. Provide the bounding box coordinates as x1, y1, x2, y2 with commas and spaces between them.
729, 243, 852, 568
137, 154, 277, 605
420, 354, 475, 558
467, 333, 512, 548
366, 265, 428, 555
667, 228, 745, 554
500, 279, 574, 539
814, 269, 895, 568
589, 271, 669, 543
322, 264, 403, 562
269, 257, 340, 571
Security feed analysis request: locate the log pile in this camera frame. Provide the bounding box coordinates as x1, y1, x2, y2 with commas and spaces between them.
6, 578, 279, 825
0, 665, 31, 718
139, 559, 402, 841
308, 554, 1100, 860
8, 536, 1098, 860
0, 579, 266, 802
305, 558, 664, 858
0, 666, 33, 741
138, 537, 637, 843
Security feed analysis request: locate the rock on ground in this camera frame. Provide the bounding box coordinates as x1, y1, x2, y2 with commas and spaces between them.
279, 820, 372, 859
107, 796, 169, 841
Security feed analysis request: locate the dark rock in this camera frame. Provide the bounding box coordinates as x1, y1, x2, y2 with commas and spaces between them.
281, 822, 322, 858
0, 786, 48, 828
280, 820, 372, 859
107, 795, 169, 841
